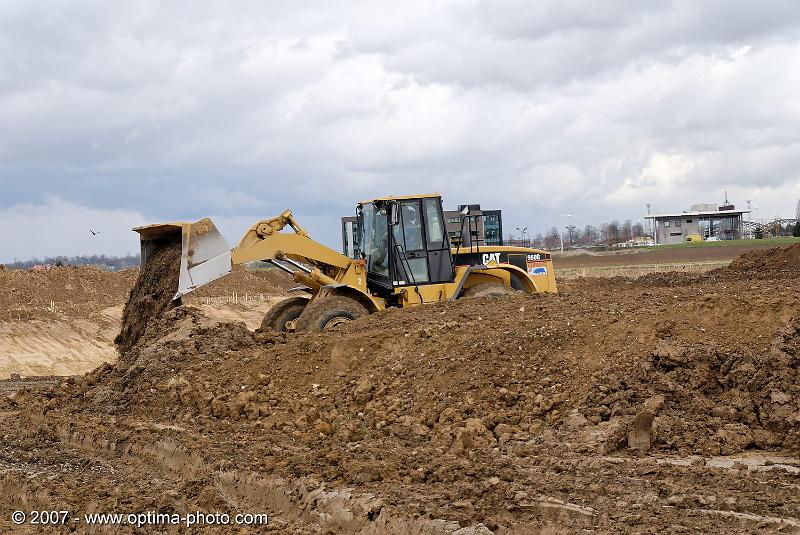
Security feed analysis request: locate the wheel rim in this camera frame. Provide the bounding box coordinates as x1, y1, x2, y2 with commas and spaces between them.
323, 317, 351, 330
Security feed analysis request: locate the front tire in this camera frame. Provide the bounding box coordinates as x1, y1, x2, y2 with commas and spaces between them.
295, 296, 369, 332
261, 297, 309, 332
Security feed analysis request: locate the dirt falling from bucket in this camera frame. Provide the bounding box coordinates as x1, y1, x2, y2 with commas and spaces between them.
114, 239, 181, 356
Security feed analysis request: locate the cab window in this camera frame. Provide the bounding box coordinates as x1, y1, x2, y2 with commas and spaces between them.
424, 198, 445, 249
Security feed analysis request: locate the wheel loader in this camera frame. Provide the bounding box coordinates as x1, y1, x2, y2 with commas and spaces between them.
133, 194, 557, 332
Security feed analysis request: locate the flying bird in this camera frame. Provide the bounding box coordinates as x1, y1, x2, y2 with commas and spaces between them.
89, 229, 100, 236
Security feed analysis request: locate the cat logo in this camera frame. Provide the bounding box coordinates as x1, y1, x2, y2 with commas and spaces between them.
481, 252, 501, 264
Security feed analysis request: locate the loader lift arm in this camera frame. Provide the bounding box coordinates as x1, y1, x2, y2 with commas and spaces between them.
232, 209, 360, 293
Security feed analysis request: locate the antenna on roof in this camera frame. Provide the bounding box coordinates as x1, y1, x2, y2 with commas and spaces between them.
724, 190, 729, 205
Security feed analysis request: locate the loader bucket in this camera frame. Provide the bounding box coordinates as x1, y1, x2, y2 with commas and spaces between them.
134, 218, 232, 299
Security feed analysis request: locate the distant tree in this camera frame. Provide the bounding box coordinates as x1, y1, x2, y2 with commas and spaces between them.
793, 223, 800, 237
754, 227, 764, 239
632, 221, 645, 237
621, 220, 633, 242
581, 225, 599, 246
7, 254, 140, 271
533, 233, 544, 248
599, 223, 609, 245
606, 220, 621, 245
544, 227, 560, 249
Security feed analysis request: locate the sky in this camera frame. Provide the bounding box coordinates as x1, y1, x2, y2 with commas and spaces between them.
2, 0, 800, 262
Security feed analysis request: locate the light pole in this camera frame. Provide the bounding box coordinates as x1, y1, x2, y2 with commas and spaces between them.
559, 214, 572, 252
515, 226, 528, 246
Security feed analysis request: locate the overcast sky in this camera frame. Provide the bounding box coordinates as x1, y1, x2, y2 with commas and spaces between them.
2, 0, 800, 262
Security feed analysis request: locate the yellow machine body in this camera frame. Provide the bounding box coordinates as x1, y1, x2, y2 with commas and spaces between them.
133, 194, 556, 331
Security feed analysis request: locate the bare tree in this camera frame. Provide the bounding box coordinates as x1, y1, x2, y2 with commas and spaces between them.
544, 227, 560, 249
581, 225, 599, 246
621, 219, 633, 242
606, 220, 621, 245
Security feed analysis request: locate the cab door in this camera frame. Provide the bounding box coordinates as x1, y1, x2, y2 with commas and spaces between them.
421, 197, 453, 283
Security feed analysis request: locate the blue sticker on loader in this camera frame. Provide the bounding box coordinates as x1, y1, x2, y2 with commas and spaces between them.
530, 266, 548, 275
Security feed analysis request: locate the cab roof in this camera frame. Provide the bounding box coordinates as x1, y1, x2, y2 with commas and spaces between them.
357, 193, 441, 205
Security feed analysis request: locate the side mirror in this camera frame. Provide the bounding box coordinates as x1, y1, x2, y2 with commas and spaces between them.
389, 202, 400, 226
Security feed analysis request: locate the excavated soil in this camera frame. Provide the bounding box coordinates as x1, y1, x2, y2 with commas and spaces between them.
727, 242, 800, 272
0, 259, 291, 381
0, 266, 136, 322
114, 240, 181, 355
0, 245, 799, 533
188, 265, 294, 299
553, 241, 800, 268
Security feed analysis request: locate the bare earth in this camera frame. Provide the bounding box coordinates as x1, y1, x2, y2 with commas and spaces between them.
0, 247, 799, 534
553, 242, 797, 268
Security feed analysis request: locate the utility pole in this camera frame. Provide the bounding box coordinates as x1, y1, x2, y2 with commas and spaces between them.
515, 227, 528, 247
746, 199, 752, 239
560, 214, 572, 252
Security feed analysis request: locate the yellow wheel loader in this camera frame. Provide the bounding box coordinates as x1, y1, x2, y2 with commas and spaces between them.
133, 194, 557, 332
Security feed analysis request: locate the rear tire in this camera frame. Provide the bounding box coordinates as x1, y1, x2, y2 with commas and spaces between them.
295, 296, 369, 332
261, 297, 309, 332
461, 282, 518, 298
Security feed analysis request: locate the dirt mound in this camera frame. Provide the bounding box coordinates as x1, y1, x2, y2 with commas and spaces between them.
0, 266, 136, 321
114, 240, 181, 355
579, 322, 800, 454
727, 242, 800, 272
3, 265, 800, 532
187, 265, 293, 299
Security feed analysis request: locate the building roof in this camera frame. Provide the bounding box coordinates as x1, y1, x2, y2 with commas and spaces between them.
645, 209, 749, 219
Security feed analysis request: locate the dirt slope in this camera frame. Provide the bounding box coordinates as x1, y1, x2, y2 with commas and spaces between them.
0, 266, 136, 322
727, 242, 800, 271
554, 241, 800, 268
0, 245, 798, 533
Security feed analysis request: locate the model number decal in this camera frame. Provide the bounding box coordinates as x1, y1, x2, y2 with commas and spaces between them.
527, 254, 542, 261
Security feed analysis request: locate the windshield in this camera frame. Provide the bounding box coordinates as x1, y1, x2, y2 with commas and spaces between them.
359, 203, 389, 278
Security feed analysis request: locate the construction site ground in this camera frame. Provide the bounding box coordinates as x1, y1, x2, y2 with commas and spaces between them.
553, 239, 800, 269
0, 245, 799, 533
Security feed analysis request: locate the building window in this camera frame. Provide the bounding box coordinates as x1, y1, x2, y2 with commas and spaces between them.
447, 217, 461, 224
675, 220, 681, 227
686, 219, 693, 223
664, 221, 670, 228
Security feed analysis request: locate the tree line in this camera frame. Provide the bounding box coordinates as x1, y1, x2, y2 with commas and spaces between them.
4, 254, 140, 271
510, 219, 648, 249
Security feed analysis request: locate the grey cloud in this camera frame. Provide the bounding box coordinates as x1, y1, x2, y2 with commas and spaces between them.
1, 1, 799, 260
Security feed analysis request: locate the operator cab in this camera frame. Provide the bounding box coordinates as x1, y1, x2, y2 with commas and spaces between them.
357, 194, 453, 293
